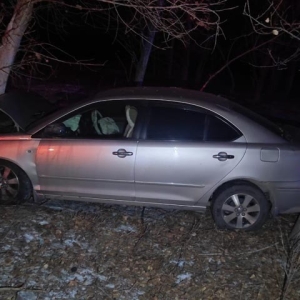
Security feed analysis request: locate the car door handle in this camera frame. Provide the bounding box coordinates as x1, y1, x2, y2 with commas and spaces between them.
112, 149, 133, 158
213, 152, 234, 161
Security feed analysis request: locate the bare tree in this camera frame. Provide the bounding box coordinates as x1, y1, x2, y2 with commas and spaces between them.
0, 0, 34, 94
0, 0, 223, 95
244, 0, 300, 43
200, 0, 300, 95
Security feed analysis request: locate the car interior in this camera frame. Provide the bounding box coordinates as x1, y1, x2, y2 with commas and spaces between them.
56, 104, 138, 139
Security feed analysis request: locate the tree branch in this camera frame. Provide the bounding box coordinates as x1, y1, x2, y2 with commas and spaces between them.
200, 35, 279, 91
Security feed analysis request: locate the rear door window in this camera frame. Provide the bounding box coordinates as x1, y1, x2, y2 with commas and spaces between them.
147, 106, 206, 141
146, 104, 242, 142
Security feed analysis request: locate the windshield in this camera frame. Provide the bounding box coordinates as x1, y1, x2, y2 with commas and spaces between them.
25, 106, 60, 131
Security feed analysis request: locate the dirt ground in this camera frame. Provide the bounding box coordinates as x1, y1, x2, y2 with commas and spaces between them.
0, 200, 299, 300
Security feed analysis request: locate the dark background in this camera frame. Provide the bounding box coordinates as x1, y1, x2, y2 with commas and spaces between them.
5, 0, 300, 123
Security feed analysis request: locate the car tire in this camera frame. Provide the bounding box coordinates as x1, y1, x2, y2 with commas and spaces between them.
211, 184, 270, 231
0, 160, 32, 205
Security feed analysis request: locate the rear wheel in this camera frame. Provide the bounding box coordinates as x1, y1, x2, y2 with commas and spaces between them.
0, 160, 32, 205
211, 184, 270, 231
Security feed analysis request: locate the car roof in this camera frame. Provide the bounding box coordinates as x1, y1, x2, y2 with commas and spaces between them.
96, 87, 237, 112
95, 87, 229, 103
27, 87, 226, 129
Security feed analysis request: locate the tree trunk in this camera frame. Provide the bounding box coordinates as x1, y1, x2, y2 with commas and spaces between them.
134, 24, 156, 86
134, 0, 164, 86
253, 67, 269, 103
181, 38, 191, 88
0, 0, 33, 95
167, 39, 175, 81
194, 50, 209, 88
282, 63, 297, 101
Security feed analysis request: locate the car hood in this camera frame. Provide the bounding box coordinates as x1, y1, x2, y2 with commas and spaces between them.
0, 92, 54, 131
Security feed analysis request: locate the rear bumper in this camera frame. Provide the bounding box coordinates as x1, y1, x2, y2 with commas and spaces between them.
269, 181, 300, 214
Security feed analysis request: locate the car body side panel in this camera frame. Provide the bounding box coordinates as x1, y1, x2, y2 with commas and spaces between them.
196, 143, 300, 214
36, 139, 137, 200
226, 144, 300, 181
135, 140, 246, 205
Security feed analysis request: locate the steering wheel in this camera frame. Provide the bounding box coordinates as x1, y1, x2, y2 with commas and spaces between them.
91, 110, 102, 135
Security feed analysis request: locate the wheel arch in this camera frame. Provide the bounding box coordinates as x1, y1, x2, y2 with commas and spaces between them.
0, 157, 35, 201
0, 157, 28, 173
210, 179, 272, 230
209, 179, 273, 208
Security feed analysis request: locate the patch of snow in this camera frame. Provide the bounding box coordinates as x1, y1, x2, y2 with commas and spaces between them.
16, 290, 37, 300
170, 259, 194, 268
74, 274, 84, 283
98, 275, 108, 281
24, 233, 35, 243
176, 273, 192, 284
61, 268, 108, 287
105, 283, 115, 289
127, 289, 146, 300
137, 290, 145, 295
38, 220, 49, 225
44, 289, 78, 300
76, 269, 98, 285
114, 225, 136, 233
1, 244, 11, 251
64, 239, 78, 247
0, 274, 10, 285
80, 242, 89, 250
69, 289, 78, 298
26, 279, 38, 288
38, 237, 45, 245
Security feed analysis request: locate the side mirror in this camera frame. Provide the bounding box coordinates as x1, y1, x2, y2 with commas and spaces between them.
43, 123, 68, 137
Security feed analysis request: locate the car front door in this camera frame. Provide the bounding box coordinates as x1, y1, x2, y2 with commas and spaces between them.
34, 100, 141, 201
135, 103, 247, 207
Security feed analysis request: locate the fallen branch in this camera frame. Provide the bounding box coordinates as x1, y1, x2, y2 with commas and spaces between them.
197, 242, 279, 256
0, 285, 42, 292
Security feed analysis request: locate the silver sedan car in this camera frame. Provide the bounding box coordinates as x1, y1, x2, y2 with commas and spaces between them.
0, 87, 299, 231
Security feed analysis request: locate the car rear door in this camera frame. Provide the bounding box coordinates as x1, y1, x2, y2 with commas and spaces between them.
135, 102, 247, 206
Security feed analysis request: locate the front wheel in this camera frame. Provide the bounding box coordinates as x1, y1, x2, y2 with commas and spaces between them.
0, 160, 32, 205
211, 184, 270, 231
